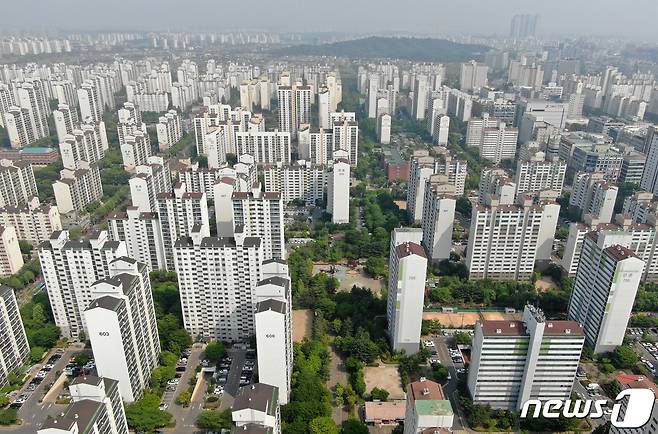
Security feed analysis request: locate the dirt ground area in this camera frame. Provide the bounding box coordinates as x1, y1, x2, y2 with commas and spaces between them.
480, 311, 523, 321
422, 311, 481, 327
535, 276, 559, 292
422, 311, 521, 327
292, 309, 312, 342
312, 264, 385, 294
342, 267, 385, 294
393, 200, 406, 210
364, 364, 405, 400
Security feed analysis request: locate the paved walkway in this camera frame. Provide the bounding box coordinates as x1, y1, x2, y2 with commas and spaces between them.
326, 346, 349, 425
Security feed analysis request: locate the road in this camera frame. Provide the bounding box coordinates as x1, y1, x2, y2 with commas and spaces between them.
572, 378, 610, 427
0, 344, 84, 433
165, 344, 204, 433
429, 335, 467, 432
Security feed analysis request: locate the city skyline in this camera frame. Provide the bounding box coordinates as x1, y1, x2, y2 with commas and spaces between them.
1, 0, 658, 39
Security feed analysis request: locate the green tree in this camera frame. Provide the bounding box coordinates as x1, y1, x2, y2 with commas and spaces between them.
0, 408, 17, 425
31, 304, 47, 325
196, 409, 232, 429
364, 256, 386, 278
125, 392, 172, 431
310, 416, 339, 434
204, 341, 226, 364
453, 331, 472, 346
30, 346, 46, 363
612, 346, 639, 369
432, 364, 449, 384
18, 240, 32, 255
370, 387, 389, 401
176, 390, 192, 407
341, 419, 369, 434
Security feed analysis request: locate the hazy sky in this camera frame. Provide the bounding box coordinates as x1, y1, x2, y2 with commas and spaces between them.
2, 0, 658, 39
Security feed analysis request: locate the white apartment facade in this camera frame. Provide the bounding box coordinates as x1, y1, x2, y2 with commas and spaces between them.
156, 109, 183, 151
421, 178, 456, 263
66, 376, 129, 434
235, 131, 292, 164
387, 240, 427, 354
0, 225, 24, 277
326, 152, 350, 225
53, 163, 103, 214
129, 157, 172, 213
569, 172, 618, 223
0, 197, 61, 245
0, 286, 29, 388
0, 159, 37, 208
37, 230, 127, 338
173, 227, 264, 341
568, 233, 644, 353
466, 195, 560, 280
107, 208, 167, 272
232, 187, 285, 260
262, 160, 326, 205
468, 305, 584, 410
85, 258, 160, 402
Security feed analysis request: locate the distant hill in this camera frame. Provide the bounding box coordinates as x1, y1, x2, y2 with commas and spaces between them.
271, 36, 489, 62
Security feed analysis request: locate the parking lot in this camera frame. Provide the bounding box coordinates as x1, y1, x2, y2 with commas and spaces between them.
423, 334, 469, 431
627, 327, 658, 377
218, 347, 256, 410
1, 344, 84, 433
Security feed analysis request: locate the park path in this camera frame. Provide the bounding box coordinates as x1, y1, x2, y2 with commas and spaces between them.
326, 346, 349, 426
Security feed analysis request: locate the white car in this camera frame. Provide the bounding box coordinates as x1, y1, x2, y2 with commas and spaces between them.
423, 340, 435, 347
167, 378, 179, 386
214, 386, 224, 395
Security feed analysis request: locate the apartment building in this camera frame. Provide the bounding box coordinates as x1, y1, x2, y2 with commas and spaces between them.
39, 376, 128, 434
0, 197, 61, 245
0, 225, 23, 277
85, 258, 160, 402
173, 227, 264, 341
421, 175, 456, 263
262, 160, 326, 205
232, 383, 281, 434
568, 233, 644, 353
255, 273, 292, 405
37, 230, 127, 338
107, 208, 166, 272
387, 235, 427, 354
232, 186, 285, 260
326, 151, 350, 225
235, 131, 292, 164
53, 163, 103, 214
156, 109, 183, 151
0, 286, 29, 388
129, 156, 172, 212
514, 147, 566, 198
569, 172, 618, 223
466, 195, 560, 280
468, 305, 584, 410
157, 182, 210, 271
0, 159, 37, 208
